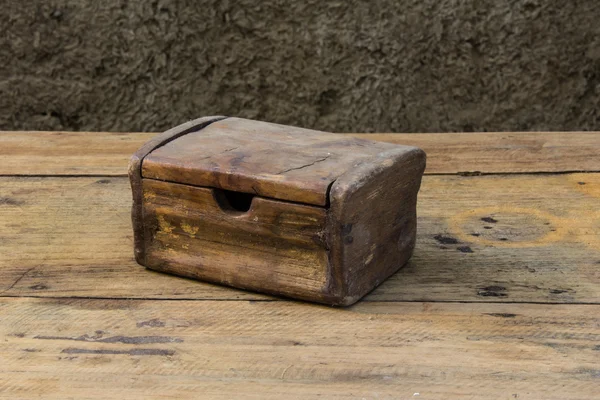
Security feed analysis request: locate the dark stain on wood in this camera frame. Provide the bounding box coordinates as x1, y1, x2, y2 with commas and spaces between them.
433, 234, 459, 244
485, 313, 517, 318
471, 233, 481, 237
0, 197, 24, 206
481, 217, 498, 223
577, 182, 586, 185
136, 318, 166, 328
22, 348, 42, 352
341, 223, 353, 235
478, 285, 507, 297
61, 347, 175, 356
29, 284, 49, 290
549, 289, 569, 294
95, 179, 111, 184
98, 335, 182, 344
543, 342, 564, 350
457, 246, 474, 253
35, 334, 182, 344
575, 368, 600, 379
58, 356, 78, 361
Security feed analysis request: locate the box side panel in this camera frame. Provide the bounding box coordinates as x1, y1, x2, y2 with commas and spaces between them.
128, 116, 226, 264
328, 147, 426, 305
140, 179, 333, 303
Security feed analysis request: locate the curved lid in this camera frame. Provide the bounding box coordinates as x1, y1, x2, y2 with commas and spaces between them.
141, 117, 407, 206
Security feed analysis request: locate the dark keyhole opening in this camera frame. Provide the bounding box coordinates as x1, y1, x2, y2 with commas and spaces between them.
214, 189, 254, 213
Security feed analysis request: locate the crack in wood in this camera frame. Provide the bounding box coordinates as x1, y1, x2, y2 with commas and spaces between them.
276, 155, 331, 175
2, 267, 36, 294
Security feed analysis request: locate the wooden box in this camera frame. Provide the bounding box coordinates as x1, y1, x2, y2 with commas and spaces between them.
129, 116, 426, 306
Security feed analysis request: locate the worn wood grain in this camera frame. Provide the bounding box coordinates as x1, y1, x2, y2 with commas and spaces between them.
0, 131, 156, 175
1, 298, 598, 399
329, 146, 426, 304
141, 117, 420, 206
141, 178, 331, 303
354, 131, 600, 174
128, 116, 225, 264
2, 131, 599, 175
1, 173, 598, 303
1, 129, 598, 398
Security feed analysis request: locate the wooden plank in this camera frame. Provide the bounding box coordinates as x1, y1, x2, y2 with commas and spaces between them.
1, 173, 599, 303
2, 131, 599, 175
353, 131, 600, 174
0, 131, 155, 176
1, 298, 598, 399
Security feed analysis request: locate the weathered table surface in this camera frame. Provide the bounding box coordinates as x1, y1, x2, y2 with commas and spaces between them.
1, 131, 599, 399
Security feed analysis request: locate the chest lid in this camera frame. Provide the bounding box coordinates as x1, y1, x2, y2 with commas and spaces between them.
141, 117, 405, 207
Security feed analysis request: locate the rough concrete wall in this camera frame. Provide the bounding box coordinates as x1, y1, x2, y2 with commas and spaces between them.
1, 1, 599, 133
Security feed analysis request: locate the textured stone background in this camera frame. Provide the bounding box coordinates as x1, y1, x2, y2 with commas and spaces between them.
1, 0, 599, 133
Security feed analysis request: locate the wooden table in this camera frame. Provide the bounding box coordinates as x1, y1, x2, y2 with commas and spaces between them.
1, 131, 599, 399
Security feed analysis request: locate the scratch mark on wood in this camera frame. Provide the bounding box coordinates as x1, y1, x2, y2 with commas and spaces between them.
195, 146, 240, 161
61, 347, 175, 356
485, 313, 517, 318
2, 267, 36, 293
281, 364, 293, 380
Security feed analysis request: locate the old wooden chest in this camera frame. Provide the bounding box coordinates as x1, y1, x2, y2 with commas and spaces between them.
129, 116, 426, 305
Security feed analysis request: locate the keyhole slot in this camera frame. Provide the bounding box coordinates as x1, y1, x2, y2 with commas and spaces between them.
213, 188, 254, 214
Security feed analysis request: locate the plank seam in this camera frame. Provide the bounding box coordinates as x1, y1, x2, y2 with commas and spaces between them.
2, 170, 600, 178
1, 295, 598, 305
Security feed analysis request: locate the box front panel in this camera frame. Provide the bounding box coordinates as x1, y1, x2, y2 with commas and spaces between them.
140, 179, 331, 301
